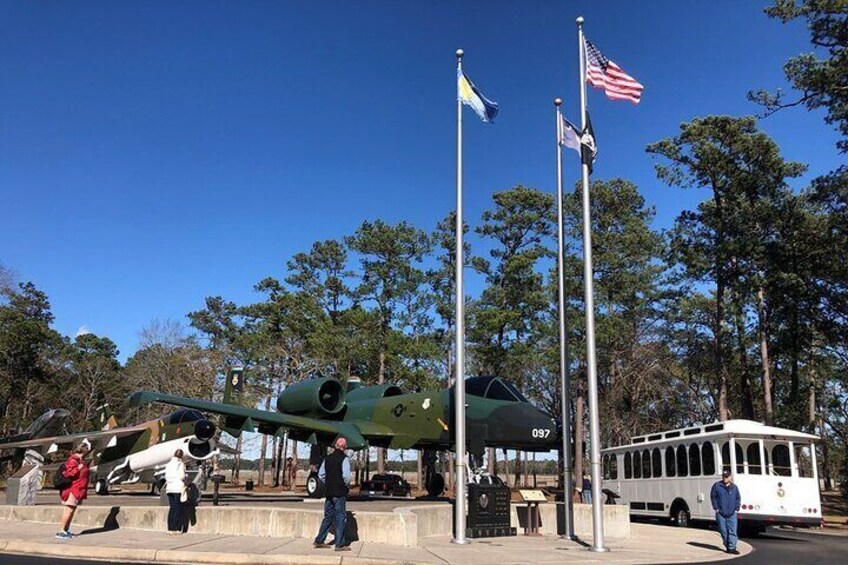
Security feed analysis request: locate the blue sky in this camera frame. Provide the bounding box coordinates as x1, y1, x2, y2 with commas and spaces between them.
1, 1, 843, 362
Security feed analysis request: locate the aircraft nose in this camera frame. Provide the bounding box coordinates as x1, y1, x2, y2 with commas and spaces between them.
194, 419, 216, 441
491, 405, 559, 447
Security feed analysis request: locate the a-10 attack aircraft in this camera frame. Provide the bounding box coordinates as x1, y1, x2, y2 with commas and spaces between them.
130, 368, 560, 497
0, 404, 220, 495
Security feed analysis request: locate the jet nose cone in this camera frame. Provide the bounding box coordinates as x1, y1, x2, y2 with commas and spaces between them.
194, 419, 216, 441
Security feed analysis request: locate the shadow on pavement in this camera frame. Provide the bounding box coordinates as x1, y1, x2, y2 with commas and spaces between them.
79, 506, 121, 535
687, 541, 726, 552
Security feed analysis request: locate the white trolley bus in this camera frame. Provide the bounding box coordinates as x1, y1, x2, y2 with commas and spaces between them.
602, 419, 821, 531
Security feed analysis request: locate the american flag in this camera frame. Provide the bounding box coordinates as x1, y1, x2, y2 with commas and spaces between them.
584, 39, 643, 104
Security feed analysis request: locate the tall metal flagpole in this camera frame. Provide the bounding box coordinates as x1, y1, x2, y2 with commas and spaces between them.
452, 47, 469, 545
554, 98, 575, 541
576, 16, 607, 552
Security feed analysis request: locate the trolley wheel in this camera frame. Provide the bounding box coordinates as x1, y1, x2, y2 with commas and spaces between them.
671, 500, 690, 528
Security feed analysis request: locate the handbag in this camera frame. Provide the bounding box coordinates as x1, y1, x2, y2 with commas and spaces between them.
180, 487, 188, 503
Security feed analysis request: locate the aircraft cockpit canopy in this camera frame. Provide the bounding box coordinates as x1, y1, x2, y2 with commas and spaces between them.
463, 376, 528, 403
166, 408, 206, 425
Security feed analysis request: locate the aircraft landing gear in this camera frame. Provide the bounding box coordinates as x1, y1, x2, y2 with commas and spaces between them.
306, 444, 326, 498
422, 450, 444, 497
306, 471, 326, 498
94, 479, 109, 496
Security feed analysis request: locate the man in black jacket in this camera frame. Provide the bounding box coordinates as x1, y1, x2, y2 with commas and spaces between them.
313, 437, 351, 552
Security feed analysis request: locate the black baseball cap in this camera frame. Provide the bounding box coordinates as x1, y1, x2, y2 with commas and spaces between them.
722, 470, 732, 478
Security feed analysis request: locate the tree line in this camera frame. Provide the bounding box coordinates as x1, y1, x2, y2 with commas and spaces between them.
1, 1, 846, 491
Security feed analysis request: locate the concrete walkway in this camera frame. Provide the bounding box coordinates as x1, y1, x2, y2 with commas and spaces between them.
0, 521, 751, 565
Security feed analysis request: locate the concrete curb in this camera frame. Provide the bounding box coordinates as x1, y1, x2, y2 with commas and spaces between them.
0, 539, 431, 565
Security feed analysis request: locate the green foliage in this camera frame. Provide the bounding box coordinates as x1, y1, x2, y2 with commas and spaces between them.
0, 281, 64, 431
750, 0, 848, 152
470, 185, 555, 385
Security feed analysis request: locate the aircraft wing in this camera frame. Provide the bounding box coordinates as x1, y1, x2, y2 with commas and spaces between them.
0, 425, 149, 454
129, 391, 367, 449
216, 442, 241, 456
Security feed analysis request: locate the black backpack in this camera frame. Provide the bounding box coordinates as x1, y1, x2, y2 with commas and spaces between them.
53, 463, 73, 490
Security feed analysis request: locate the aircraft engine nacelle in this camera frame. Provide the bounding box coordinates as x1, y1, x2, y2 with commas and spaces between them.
277, 377, 346, 416
127, 436, 216, 473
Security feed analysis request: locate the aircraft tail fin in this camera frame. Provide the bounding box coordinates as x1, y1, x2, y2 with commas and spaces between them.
91, 402, 119, 431
221, 366, 246, 438
223, 366, 245, 405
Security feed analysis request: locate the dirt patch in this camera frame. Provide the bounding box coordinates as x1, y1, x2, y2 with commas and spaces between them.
821, 491, 848, 520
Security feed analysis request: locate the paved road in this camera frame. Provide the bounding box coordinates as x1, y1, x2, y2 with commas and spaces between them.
0, 555, 141, 565
696, 528, 848, 565
0, 525, 842, 565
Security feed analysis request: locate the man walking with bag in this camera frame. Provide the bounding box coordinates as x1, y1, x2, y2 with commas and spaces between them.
313, 437, 351, 552
711, 470, 741, 554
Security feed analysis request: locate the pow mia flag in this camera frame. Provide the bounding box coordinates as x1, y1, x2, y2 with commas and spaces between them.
580, 112, 597, 174
559, 111, 597, 175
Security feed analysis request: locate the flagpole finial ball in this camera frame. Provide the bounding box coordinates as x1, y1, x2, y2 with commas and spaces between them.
554, 98, 562, 106
456, 49, 464, 58
576, 16, 584, 25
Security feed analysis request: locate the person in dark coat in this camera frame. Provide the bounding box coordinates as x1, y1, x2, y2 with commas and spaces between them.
313, 437, 351, 552
56, 441, 91, 539
710, 470, 742, 554
582, 475, 593, 504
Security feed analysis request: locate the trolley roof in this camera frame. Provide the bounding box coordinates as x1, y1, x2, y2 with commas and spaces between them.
604, 419, 819, 451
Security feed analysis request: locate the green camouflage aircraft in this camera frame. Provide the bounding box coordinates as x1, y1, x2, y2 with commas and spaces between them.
130, 368, 559, 496
0, 404, 219, 495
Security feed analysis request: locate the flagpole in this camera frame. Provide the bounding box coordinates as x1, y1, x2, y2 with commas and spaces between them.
554, 98, 576, 541
452, 47, 469, 546
576, 16, 607, 553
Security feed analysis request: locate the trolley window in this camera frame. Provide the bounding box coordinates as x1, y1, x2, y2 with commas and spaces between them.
721, 442, 731, 474
676, 445, 688, 477
735, 443, 744, 474
689, 444, 702, 476
702, 442, 716, 475
642, 449, 652, 478
624, 452, 632, 479
772, 444, 792, 477
652, 448, 662, 478
633, 451, 642, 479
665, 446, 676, 477
610, 454, 618, 480
747, 442, 762, 475
794, 444, 813, 478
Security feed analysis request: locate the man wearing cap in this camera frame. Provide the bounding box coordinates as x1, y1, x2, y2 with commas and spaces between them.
313, 437, 351, 552
710, 470, 741, 554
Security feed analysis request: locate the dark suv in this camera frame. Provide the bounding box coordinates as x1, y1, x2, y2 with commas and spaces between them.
359, 473, 412, 497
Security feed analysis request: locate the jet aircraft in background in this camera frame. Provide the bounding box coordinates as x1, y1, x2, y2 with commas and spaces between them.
131, 368, 560, 497
0, 405, 220, 495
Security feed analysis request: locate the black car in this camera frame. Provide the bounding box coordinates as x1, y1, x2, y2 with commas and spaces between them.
359, 473, 412, 497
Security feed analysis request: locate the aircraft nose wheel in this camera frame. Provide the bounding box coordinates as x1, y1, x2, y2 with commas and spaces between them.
306, 472, 325, 498
426, 473, 445, 497
94, 479, 108, 496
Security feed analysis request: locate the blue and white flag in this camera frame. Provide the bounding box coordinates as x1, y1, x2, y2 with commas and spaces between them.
559, 115, 582, 154
458, 69, 499, 123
